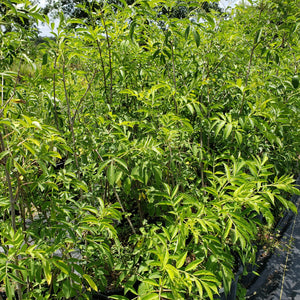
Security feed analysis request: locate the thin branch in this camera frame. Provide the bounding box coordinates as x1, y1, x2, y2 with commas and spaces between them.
71, 68, 98, 125
0, 132, 16, 232
170, 40, 178, 114
62, 61, 72, 131
113, 187, 136, 235
96, 38, 109, 102
62, 60, 81, 198
0, 60, 22, 117
100, 11, 113, 105
239, 42, 259, 115
1, 74, 3, 106
53, 55, 60, 131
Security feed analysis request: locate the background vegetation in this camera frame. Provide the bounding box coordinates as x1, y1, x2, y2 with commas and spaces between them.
0, 0, 299, 299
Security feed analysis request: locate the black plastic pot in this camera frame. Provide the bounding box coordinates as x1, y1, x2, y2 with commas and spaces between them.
218, 265, 244, 300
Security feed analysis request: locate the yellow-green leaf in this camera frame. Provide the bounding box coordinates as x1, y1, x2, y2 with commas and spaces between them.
14, 160, 26, 175
176, 251, 187, 269
141, 293, 159, 300
53, 260, 69, 275
43, 260, 52, 285
83, 274, 98, 291
142, 279, 159, 287
223, 218, 232, 241
185, 259, 203, 272
165, 264, 179, 281
107, 162, 115, 185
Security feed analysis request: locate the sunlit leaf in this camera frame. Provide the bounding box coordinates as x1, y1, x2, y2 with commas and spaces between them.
83, 274, 98, 292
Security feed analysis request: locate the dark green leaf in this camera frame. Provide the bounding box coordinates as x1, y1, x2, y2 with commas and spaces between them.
193, 30, 200, 47
184, 25, 190, 40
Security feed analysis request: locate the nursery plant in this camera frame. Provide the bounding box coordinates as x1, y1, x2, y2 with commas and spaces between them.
0, 0, 299, 299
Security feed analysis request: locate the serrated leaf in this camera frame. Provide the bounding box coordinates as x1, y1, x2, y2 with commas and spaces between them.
32, 121, 42, 129
42, 53, 48, 65
195, 279, 203, 298
14, 160, 26, 175
254, 28, 262, 44
236, 78, 243, 88
123, 177, 131, 195
163, 248, 169, 267
81, 215, 99, 224
171, 184, 179, 200
83, 274, 98, 291
153, 166, 162, 183
223, 218, 232, 240
98, 160, 111, 174
82, 205, 98, 215
7, 263, 27, 271
223, 123, 232, 139
129, 21, 136, 41
193, 30, 200, 47
114, 158, 128, 170
176, 251, 187, 269
165, 264, 179, 281
53, 260, 69, 275
142, 279, 159, 287
235, 131, 243, 145
5, 276, 13, 300
194, 270, 216, 277
292, 75, 299, 89
202, 281, 214, 300
185, 259, 203, 272
0, 150, 9, 161
214, 120, 226, 137
22, 142, 35, 155
288, 201, 297, 214
185, 25, 190, 40
7, 273, 26, 285
107, 162, 115, 185
140, 293, 159, 300
109, 296, 130, 300
43, 260, 52, 285
187, 103, 194, 114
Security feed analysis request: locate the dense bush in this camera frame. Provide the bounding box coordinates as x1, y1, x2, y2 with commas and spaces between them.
0, 0, 299, 299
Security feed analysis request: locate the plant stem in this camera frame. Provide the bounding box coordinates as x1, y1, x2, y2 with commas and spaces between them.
113, 187, 136, 234
170, 40, 178, 114
100, 11, 113, 106
96, 38, 109, 102
0, 60, 22, 116
53, 55, 59, 131
72, 68, 98, 124
239, 42, 258, 116
0, 131, 16, 232
62, 60, 82, 198
1, 74, 3, 106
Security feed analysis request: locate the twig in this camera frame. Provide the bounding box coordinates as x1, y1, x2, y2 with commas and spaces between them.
113, 186, 136, 235
72, 68, 98, 125
1, 74, 3, 106
0, 60, 22, 117
100, 10, 113, 105
53, 55, 59, 131
170, 40, 178, 114
239, 42, 259, 116
94, 149, 136, 234
0, 132, 16, 232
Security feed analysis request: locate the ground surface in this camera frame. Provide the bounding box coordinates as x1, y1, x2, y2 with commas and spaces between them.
247, 179, 300, 300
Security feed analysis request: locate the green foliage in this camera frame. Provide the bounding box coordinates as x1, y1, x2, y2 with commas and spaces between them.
0, 0, 299, 299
